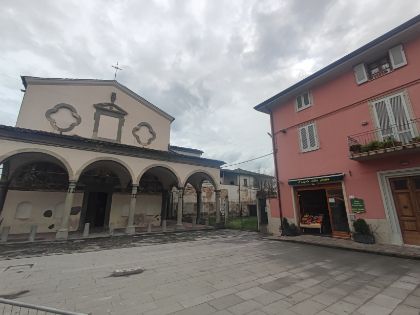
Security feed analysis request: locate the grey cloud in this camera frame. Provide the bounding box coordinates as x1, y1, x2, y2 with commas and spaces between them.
1, 0, 419, 175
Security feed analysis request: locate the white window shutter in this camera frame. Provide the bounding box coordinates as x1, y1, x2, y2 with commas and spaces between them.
299, 127, 308, 151
307, 124, 317, 148
389, 44, 407, 69
353, 63, 368, 84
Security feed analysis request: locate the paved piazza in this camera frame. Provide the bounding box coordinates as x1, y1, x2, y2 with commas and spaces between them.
1, 230, 420, 315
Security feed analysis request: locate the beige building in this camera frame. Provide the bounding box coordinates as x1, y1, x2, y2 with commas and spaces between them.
0, 77, 224, 240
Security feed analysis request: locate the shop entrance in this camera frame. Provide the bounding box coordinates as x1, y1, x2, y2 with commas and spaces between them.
296, 184, 350, 238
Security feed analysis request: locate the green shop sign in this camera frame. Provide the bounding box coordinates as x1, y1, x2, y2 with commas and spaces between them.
351, 198, 365, 213
288, 173, 344, 186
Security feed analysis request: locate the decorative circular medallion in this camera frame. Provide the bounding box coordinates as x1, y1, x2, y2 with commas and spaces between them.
132, 122, 156, 146
45, 103, 82, 133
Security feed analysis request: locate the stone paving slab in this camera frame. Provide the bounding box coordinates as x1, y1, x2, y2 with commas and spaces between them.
0, 230, 419, 315
270, 234, 420, 260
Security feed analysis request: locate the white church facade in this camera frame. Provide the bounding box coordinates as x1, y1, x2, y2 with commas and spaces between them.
0, 77, 224, 240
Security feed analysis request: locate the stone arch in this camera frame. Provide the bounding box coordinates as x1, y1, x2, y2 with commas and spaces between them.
0, 148, 74, 180
74, 157, 135, 183
183, 169, 219, 190
136, 164, 182, 187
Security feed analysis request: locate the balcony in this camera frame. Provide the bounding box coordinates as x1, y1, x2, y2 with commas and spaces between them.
348, 119, 420, 161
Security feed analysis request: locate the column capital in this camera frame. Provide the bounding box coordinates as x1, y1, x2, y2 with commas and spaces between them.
68, 181, 77, 192
131, 185, 138, 197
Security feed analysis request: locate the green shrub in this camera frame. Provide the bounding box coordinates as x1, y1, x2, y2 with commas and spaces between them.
282, 217, 290, 230
353, 218, 371, 235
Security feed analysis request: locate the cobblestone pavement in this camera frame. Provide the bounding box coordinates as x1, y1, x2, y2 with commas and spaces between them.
0, 230, 420, 315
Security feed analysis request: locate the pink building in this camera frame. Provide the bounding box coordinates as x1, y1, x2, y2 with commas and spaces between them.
255, 15, 420, 246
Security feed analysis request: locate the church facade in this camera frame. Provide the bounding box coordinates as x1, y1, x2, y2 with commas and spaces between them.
0, 77, 224, 240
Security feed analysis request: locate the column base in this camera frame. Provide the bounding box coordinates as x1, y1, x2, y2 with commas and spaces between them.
176, 223, 185, 230
125, 226, 136, 235
56, 229, 69, 240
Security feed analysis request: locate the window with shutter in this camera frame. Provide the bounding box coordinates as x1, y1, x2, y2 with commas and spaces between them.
389, 44, 407, 69
299, 122, 319, 152
354, 63, 368, 84
372, 92, 414, 143
296, 91, 312, 111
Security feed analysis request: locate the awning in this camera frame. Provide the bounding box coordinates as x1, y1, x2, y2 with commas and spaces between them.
288, 173, 345, 186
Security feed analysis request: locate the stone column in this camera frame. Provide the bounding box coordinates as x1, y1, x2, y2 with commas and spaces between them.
215, 190, 221, 224
126, 185, 138, 235
0, 162, 10, 216
176, 189, 183, 228
56, 181, 77, 240
196, 191, 202, 224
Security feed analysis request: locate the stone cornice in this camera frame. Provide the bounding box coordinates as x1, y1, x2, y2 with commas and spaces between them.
0, 125, 225, 169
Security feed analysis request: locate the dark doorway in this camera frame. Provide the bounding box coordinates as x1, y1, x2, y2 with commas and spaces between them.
248, 204, 257, 216
258, 198, 268, 225
85, 192, 109, 229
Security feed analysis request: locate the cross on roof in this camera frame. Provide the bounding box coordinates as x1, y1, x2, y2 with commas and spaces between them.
112, 62, 123, 80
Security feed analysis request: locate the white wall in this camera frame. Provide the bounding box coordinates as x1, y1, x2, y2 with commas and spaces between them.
1, 190, 83, 234
108, 192, 162, 229
17, 83, 172, 151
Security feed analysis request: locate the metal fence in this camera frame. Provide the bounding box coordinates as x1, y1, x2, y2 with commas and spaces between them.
347, 118, 420, 150
0, 298, 89, 315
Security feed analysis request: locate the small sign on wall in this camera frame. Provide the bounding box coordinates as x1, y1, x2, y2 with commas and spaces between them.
350, 198, 365, 213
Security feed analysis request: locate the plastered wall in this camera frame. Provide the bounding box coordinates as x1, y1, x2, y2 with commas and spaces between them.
1, 190, 83, 234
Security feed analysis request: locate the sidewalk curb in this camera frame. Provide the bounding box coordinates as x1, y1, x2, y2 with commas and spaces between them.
268, 237, 420, 261
0, 227, 218, 245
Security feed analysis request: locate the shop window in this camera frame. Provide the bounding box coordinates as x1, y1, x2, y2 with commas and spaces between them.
299, 122, 319, 152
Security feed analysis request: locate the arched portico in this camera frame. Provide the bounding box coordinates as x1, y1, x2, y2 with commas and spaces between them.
0, 151, 72, 235
125, 166, 181, 233
73, 160, 133, 235
183, 171, 221, 225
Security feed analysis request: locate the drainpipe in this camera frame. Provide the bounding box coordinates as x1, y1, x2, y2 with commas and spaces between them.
269, 110, 284, 233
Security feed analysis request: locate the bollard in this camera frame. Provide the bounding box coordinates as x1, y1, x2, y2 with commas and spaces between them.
162, 220, 167, 232
29, 225, 37, 242
1, 226, 10, 243
83, 223, 90, 238
147, 223, 152, 233
109, 224, 114, 236
192, 216, 196, 228
205, 218, 209, 226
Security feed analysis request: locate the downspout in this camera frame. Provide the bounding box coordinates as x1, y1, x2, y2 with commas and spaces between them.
269, 110, 284, 233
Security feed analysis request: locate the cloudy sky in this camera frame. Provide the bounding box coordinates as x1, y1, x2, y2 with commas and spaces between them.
1, 1, 419, 174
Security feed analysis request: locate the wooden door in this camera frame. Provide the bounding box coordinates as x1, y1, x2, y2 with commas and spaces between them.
326, 188, 350, 238
390, 177, 420, 245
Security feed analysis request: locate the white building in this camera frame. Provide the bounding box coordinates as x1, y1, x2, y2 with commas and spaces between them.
0, 76, 224, 240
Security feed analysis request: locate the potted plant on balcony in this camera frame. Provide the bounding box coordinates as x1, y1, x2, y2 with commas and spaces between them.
349, 144, 362, 153
384, 136, 402, 147
352, 218, 375, 244
410, 136, 420, 145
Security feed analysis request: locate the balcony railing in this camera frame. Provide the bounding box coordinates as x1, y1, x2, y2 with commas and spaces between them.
348, 118, 420, 160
